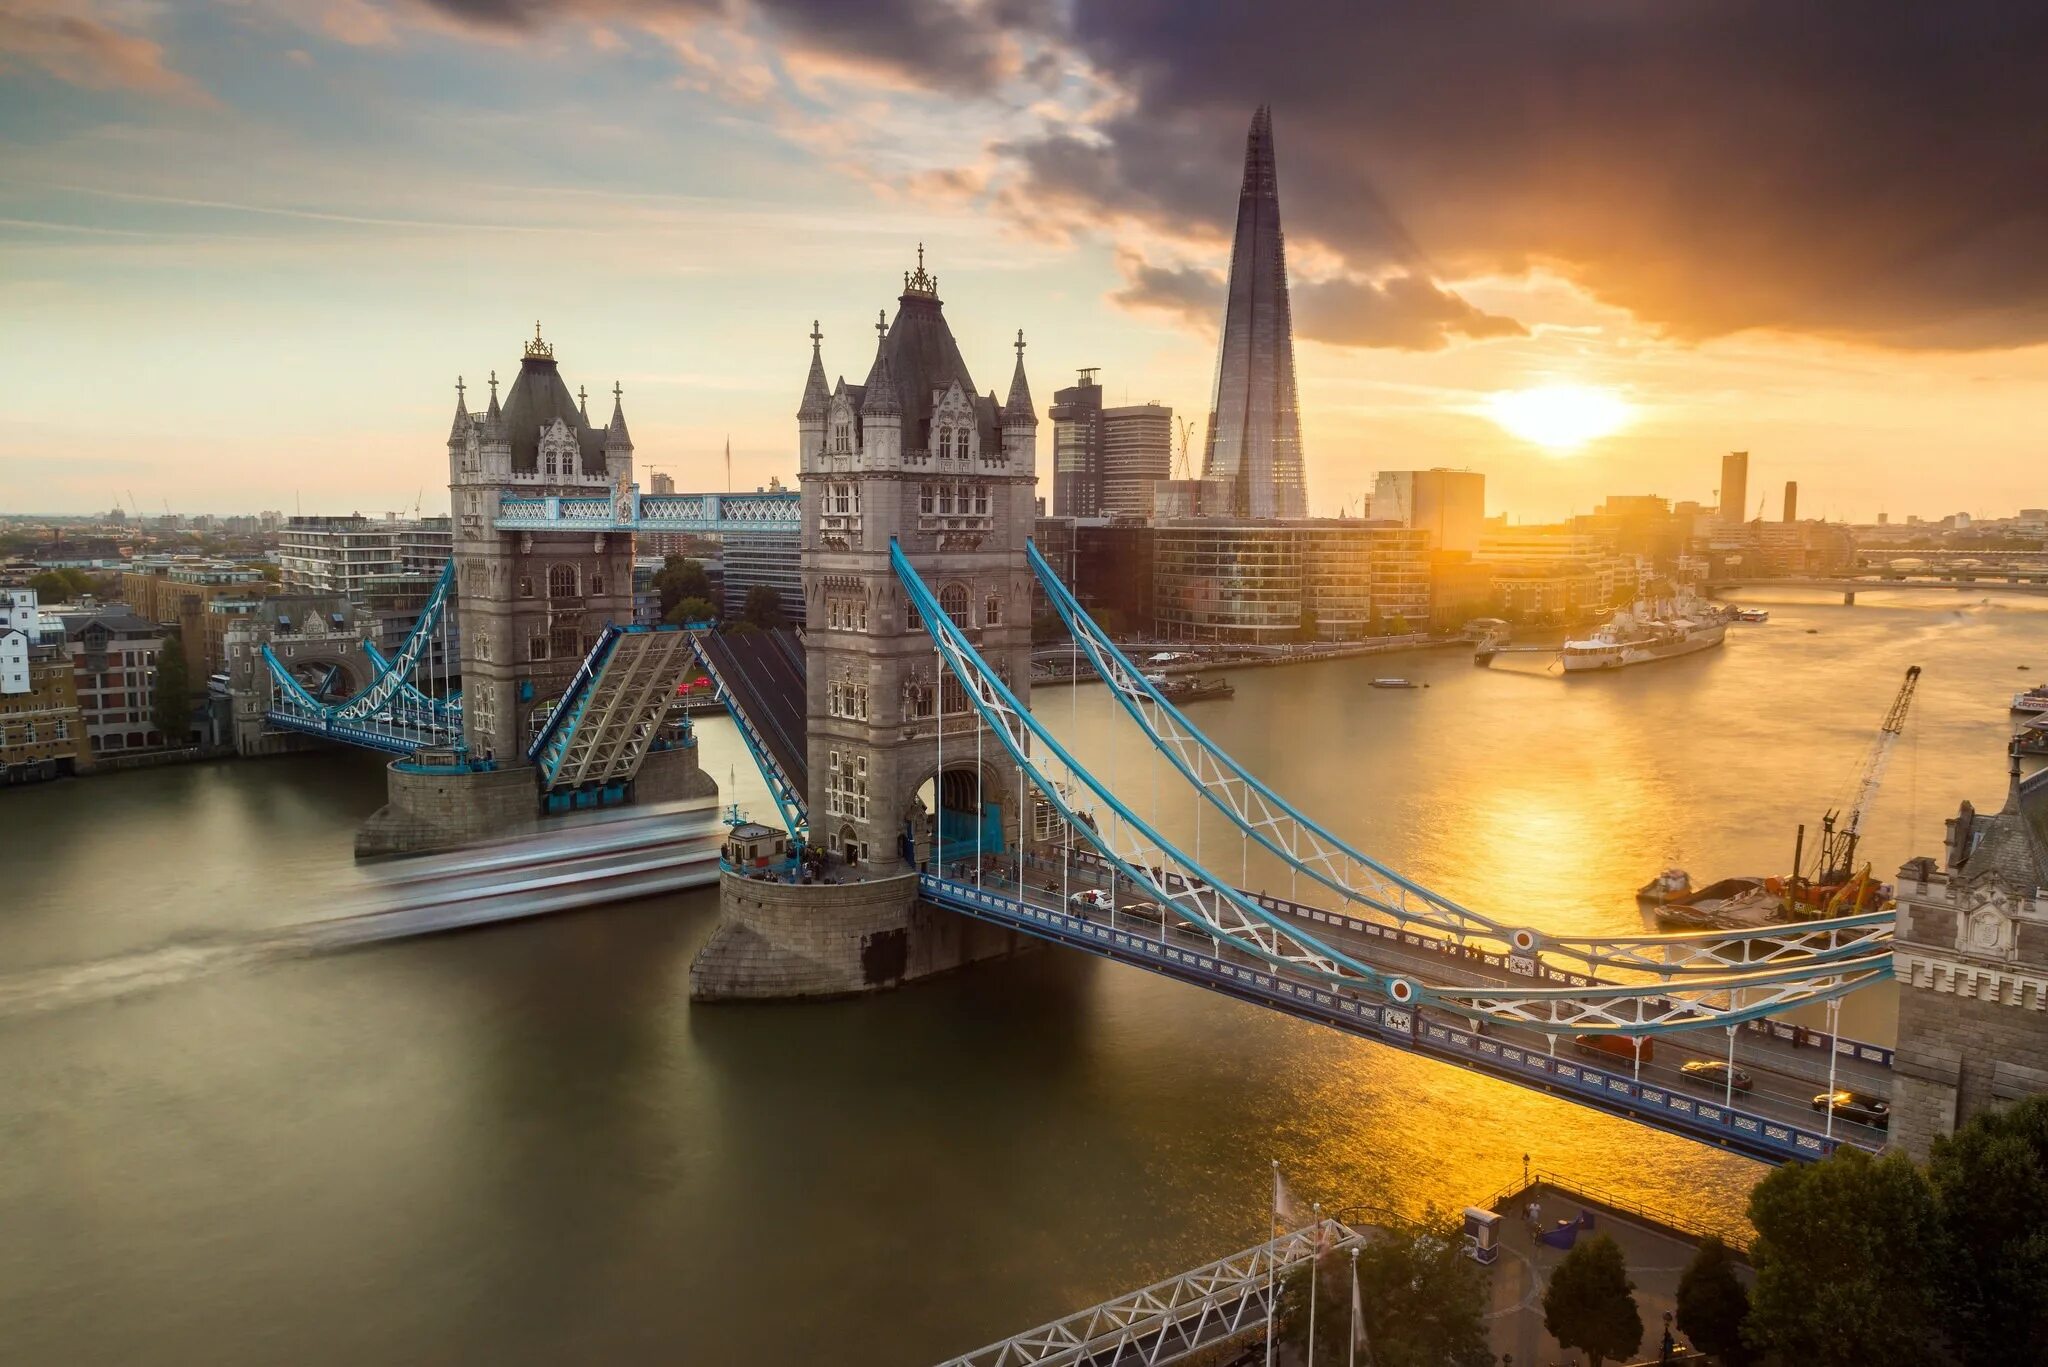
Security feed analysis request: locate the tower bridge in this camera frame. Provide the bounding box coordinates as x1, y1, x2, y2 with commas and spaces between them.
248, 263, 2042, 1165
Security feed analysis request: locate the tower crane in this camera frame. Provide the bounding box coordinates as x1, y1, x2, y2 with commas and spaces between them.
1788, 665, 1921, 912
1172, 415, 1196, 479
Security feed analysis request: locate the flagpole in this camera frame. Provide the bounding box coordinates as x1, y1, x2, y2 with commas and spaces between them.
1307, 1201, 1320, 1367
1266, 1160, 1278, 1367
1348, 1247, 1360, 1367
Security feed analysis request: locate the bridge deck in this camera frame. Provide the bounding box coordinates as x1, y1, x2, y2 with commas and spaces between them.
921, 863, 1888, 1164
698, 628, 809, 795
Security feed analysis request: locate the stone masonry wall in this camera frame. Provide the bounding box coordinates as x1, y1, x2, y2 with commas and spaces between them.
355, 761, 539, 858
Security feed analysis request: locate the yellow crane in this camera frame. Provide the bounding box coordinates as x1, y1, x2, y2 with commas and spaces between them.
1786, 665, 1921, 915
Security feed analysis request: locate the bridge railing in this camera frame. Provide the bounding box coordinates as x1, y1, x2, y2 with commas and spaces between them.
931, 1218, 1358, 1367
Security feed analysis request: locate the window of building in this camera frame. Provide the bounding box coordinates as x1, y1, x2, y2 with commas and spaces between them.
529, 635, 549, 662
591, 572, 604, 596
519, 575, 534, 598
984, 593, 1002, 627
919, 485, 935, 515
938, 428, 952, 459
548, 564, 578, 600
550, 624, 581, 659
940, 583, 969, 628
54, 719, 68, 741
972, 485, 990, 516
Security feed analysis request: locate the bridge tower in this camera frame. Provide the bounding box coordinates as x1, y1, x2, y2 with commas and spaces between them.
359, 325, 714, 855
690, 253, 1036, 998
1889, 751, 2048, 1158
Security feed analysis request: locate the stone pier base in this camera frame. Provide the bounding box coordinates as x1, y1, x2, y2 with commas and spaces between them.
355, 760, 540, 858
689, 868, 1024, 1000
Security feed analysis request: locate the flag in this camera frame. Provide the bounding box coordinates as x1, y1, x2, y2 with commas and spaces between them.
1351, 1262, 1375, 1367
1273, 1162, 1304, 1235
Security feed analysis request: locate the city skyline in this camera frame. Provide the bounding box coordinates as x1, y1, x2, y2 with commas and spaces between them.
7, 5, 2048, 521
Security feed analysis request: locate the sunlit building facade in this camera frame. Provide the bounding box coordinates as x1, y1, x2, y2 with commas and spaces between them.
1154, 521, 1425, 643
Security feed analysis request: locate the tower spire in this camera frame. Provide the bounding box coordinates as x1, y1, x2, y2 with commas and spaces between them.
1204, 104, 1306, 518
798, 319, 831, 421
861, 311, 900, 417
1004, 327, 1034, 422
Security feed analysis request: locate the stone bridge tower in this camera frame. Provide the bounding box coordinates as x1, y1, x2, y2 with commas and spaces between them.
690, 253, 1037, 999
446, 324, 637, 761
1890, 751, 2048, 1158
797, 251, 1038, 870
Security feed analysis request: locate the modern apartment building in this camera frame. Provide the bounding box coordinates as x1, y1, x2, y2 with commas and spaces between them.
1153, 520, 1428, 644
278, 516, 452, 599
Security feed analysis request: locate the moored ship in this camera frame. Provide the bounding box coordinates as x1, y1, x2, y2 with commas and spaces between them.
1561, 603, 1726, 672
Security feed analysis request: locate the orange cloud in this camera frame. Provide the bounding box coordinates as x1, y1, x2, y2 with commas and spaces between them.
0, 0, 213, 103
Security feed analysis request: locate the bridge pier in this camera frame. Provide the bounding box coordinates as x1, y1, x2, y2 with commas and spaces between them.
689, 870, 1022, 1000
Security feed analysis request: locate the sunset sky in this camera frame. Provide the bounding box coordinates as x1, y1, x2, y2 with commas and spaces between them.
4, 2, 2046, 521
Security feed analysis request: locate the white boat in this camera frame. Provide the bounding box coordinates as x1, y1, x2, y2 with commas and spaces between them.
2012, 686, 2048, 713
1734, 608, 1770, 623
1370, 677, 1420, 689
1562, 602, 1726, 672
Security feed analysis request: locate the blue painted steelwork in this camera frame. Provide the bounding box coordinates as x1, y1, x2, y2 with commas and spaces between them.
691, 633, 809, 845
920, 875, 1859, 1165
1027, 538, 1895, 978
261, 558, 463, 754
493, 488, 799, 534
896, 538, 1893, 1036
526, 623, 625, 770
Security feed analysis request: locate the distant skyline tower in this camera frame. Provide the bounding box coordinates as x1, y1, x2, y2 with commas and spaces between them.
1783, 480, 1799, 522
1201, 105, 1308, 520
1720, 450, 1750, 523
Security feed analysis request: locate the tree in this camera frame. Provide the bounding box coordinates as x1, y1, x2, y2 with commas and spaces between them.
666, 595, 717, 627
1928, 1094, 2048, 1363
1272, 1249, 1350, 1367
1543, 1233, 1642, 1367
1675, 1235, 1753, 1367
650, 555, 713, 617
150, 634, 191, 745
1744, 1146, 1944, 1367
259, 563, 282, 583
27, 567, 93, 601
1385, 613, 1412, 637
741, 584, 787, 629
1352, 1211, 1492, 1367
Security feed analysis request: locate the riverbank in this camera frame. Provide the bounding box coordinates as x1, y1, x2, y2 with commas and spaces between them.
1032, 632, 1460, 686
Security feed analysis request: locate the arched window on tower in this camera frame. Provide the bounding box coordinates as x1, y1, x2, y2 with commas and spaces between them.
940, 583, 970, 628
938, 427, 952, 460
548, 564, 578, 600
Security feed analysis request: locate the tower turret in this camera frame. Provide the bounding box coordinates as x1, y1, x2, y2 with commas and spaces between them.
605, 381, 634, 481
798, 320, 831, 471
858, 310, 900, 468
1002, 329, 1037, 475
479, 369, 511, 480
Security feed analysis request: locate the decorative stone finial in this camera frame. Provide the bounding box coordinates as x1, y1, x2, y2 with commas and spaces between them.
455, 375, 465, 402
1015, 328, 1026, 358
488, 369, 498, 399
613, 380, 623, 402
904, 242, 938, 297
810, 319, 823, 351
523, 320, 554, 360
876, 308, 888, 340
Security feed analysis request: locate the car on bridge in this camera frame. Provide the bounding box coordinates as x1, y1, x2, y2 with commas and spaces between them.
1813, 1089, 1890, 1128
1679, 1060, 1754, 1093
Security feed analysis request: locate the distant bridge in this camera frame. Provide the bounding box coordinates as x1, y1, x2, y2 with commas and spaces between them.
1709, 575, 2048, 603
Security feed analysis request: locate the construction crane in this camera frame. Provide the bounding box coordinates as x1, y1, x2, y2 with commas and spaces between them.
1787, 665, 1922, 912
1172, 415, 1196, 479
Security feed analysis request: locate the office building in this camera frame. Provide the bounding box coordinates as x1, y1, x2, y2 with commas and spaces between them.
1102, 402, 1172, 517
277, 516, 451, 600
59, 610, 168, 754
1371, 469, 1485, 553
1201, 106, 1308, 518
1152, 520, 1426, 644
0, 611, 86, 782
1720, 451, 1750, 523
1049, 371, 1104, 517
649, 471, 677, 495
722, 530, 803, 626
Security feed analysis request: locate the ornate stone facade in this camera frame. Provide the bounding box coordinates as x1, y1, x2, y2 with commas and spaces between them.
446, 327, 638, 760
796, 254, 1039, 868
1890, 759, 2048, 1159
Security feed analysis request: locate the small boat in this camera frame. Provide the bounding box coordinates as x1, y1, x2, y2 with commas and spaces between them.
1733, 608, 1770, 623
2012, 686, 2048, 713
1636, 868, 1693, 905
1150, 674, 1234, 703
1370, 677, 1420, 689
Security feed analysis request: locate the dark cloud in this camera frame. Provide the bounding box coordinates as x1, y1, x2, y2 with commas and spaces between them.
1114, 258, 1525, 351
416, 0, 1029, 93
1031, 2, 2048, 350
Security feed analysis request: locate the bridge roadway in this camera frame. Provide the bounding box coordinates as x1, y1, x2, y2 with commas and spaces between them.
1711, 575, 2048, 596
926, 857, 1891, 1163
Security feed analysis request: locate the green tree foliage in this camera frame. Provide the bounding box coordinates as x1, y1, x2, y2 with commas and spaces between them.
1352, 1211, 1492, 1367
1385, 613, 1412, 637
650, 556, 713, 618
1745, 1146, 1944, 1366
27, 567, 94, 601
259, 563, 282, 583
1272, 1249, 1351, 1367
150, 635, 191, 744
1674, 1235, 1753, 1367
1542, 1233, 1642, 1367
666, 596, 718, 627
741, 584, 787, 629
1927, 1094, 2048, 1363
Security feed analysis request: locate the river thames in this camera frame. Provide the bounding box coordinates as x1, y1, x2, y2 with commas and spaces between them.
2, 589, 2041, 1364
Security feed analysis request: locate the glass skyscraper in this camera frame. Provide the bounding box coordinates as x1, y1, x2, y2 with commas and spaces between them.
1201, 105, 1308, 520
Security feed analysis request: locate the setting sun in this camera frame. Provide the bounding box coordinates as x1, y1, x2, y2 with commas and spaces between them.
1486, 384, 1634, 451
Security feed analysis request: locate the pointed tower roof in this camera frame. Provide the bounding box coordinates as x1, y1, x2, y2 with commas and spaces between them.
448, 376, 471, 442
798, 320, 831, 421
1003, 328, 1035, 425
860, 309, 901, 418
606, 381, 633, 448
481, 369, 505, 442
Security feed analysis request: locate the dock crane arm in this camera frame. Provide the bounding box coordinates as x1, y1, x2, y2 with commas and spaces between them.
1842, 664, 1921, 847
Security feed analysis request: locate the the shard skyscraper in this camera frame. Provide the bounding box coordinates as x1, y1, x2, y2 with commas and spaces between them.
1202, 105, 1308, 519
